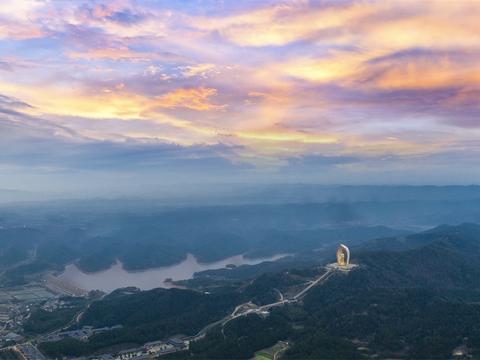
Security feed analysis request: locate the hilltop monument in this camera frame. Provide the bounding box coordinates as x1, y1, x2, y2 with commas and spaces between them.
326, 243, 356, 272
336, 244, 350, 267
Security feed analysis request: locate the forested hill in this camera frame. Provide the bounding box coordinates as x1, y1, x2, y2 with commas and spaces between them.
348, 223, 480, 289
357, 222, 480, 252
38, 223, 480, 359
0, 220, 408, 286
295, 223, 480, 359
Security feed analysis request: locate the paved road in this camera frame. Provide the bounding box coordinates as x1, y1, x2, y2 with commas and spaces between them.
273, 288, 284, 302
293, 269, 333, 300
39, 292, 108, 342
23, 266, 337, 357
192, 267, 335, 340
14, 343, 46, 360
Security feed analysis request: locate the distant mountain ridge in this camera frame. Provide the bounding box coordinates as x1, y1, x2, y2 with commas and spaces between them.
0, 188, 31, 202
3, 184, 480, 209
344, 223, 480, 289
358, 222, 480, 252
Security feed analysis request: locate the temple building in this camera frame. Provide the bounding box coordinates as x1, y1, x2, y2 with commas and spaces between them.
336, 244, 350, 267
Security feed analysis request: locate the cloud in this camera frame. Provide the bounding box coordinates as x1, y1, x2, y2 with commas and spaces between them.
0, 18, 43, 40
0, 93, 247, 174
67, 47, 161, 62
236, 128, 338, 145
266, 52, 368, 84
0, 0, 45, 39
155, 87, 225, 111
1, 0, 480, 188
0, 60, 16, 72
0, 94, 32, 110
188, 0, 480, 51
189, 1, 375, 47
362, 50, 480, 90
106, 8, 146, 25
286, 154, 359, 168
182, 63, 216, 78
61, 24, 187, 63
0, 126, 247, 174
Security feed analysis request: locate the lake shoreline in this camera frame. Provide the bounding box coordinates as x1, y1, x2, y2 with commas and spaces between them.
56, 253, 290, 293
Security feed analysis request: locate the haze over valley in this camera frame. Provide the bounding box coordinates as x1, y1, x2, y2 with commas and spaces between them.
2, 188, 480, 359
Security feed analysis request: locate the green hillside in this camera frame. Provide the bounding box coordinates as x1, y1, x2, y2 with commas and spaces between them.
39, 223, 480, 359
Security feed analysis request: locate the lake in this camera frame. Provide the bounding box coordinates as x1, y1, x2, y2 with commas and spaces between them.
57, 253, 288, 292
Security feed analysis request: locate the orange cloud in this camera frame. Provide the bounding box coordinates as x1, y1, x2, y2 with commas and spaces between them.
190, 1, 375, 47
236, 129, 338, 144
189, 1, 480, 51
255, 48, 480, 94
362, 2, 480, 50
366, 57, 480, 90
155, 87, 224, 111
182, 63, 216, 78
0, 81, 223, 146
2, 0, 480, 167
342, 136, 444, 157
273, 52, 371, 83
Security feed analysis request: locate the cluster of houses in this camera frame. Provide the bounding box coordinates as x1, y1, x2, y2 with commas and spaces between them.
42, 325, 123, 342
106, 337, 188, 360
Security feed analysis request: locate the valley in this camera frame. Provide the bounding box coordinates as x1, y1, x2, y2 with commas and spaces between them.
2, 193, 480, 359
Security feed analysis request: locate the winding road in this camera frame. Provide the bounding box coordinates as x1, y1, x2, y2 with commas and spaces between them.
191, 267, 335, 341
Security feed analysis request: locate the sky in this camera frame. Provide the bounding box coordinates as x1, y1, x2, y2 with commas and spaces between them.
0, 0, 480, 195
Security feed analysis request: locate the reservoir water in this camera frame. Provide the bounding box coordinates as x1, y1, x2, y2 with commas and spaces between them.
57, 253, 288, 292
